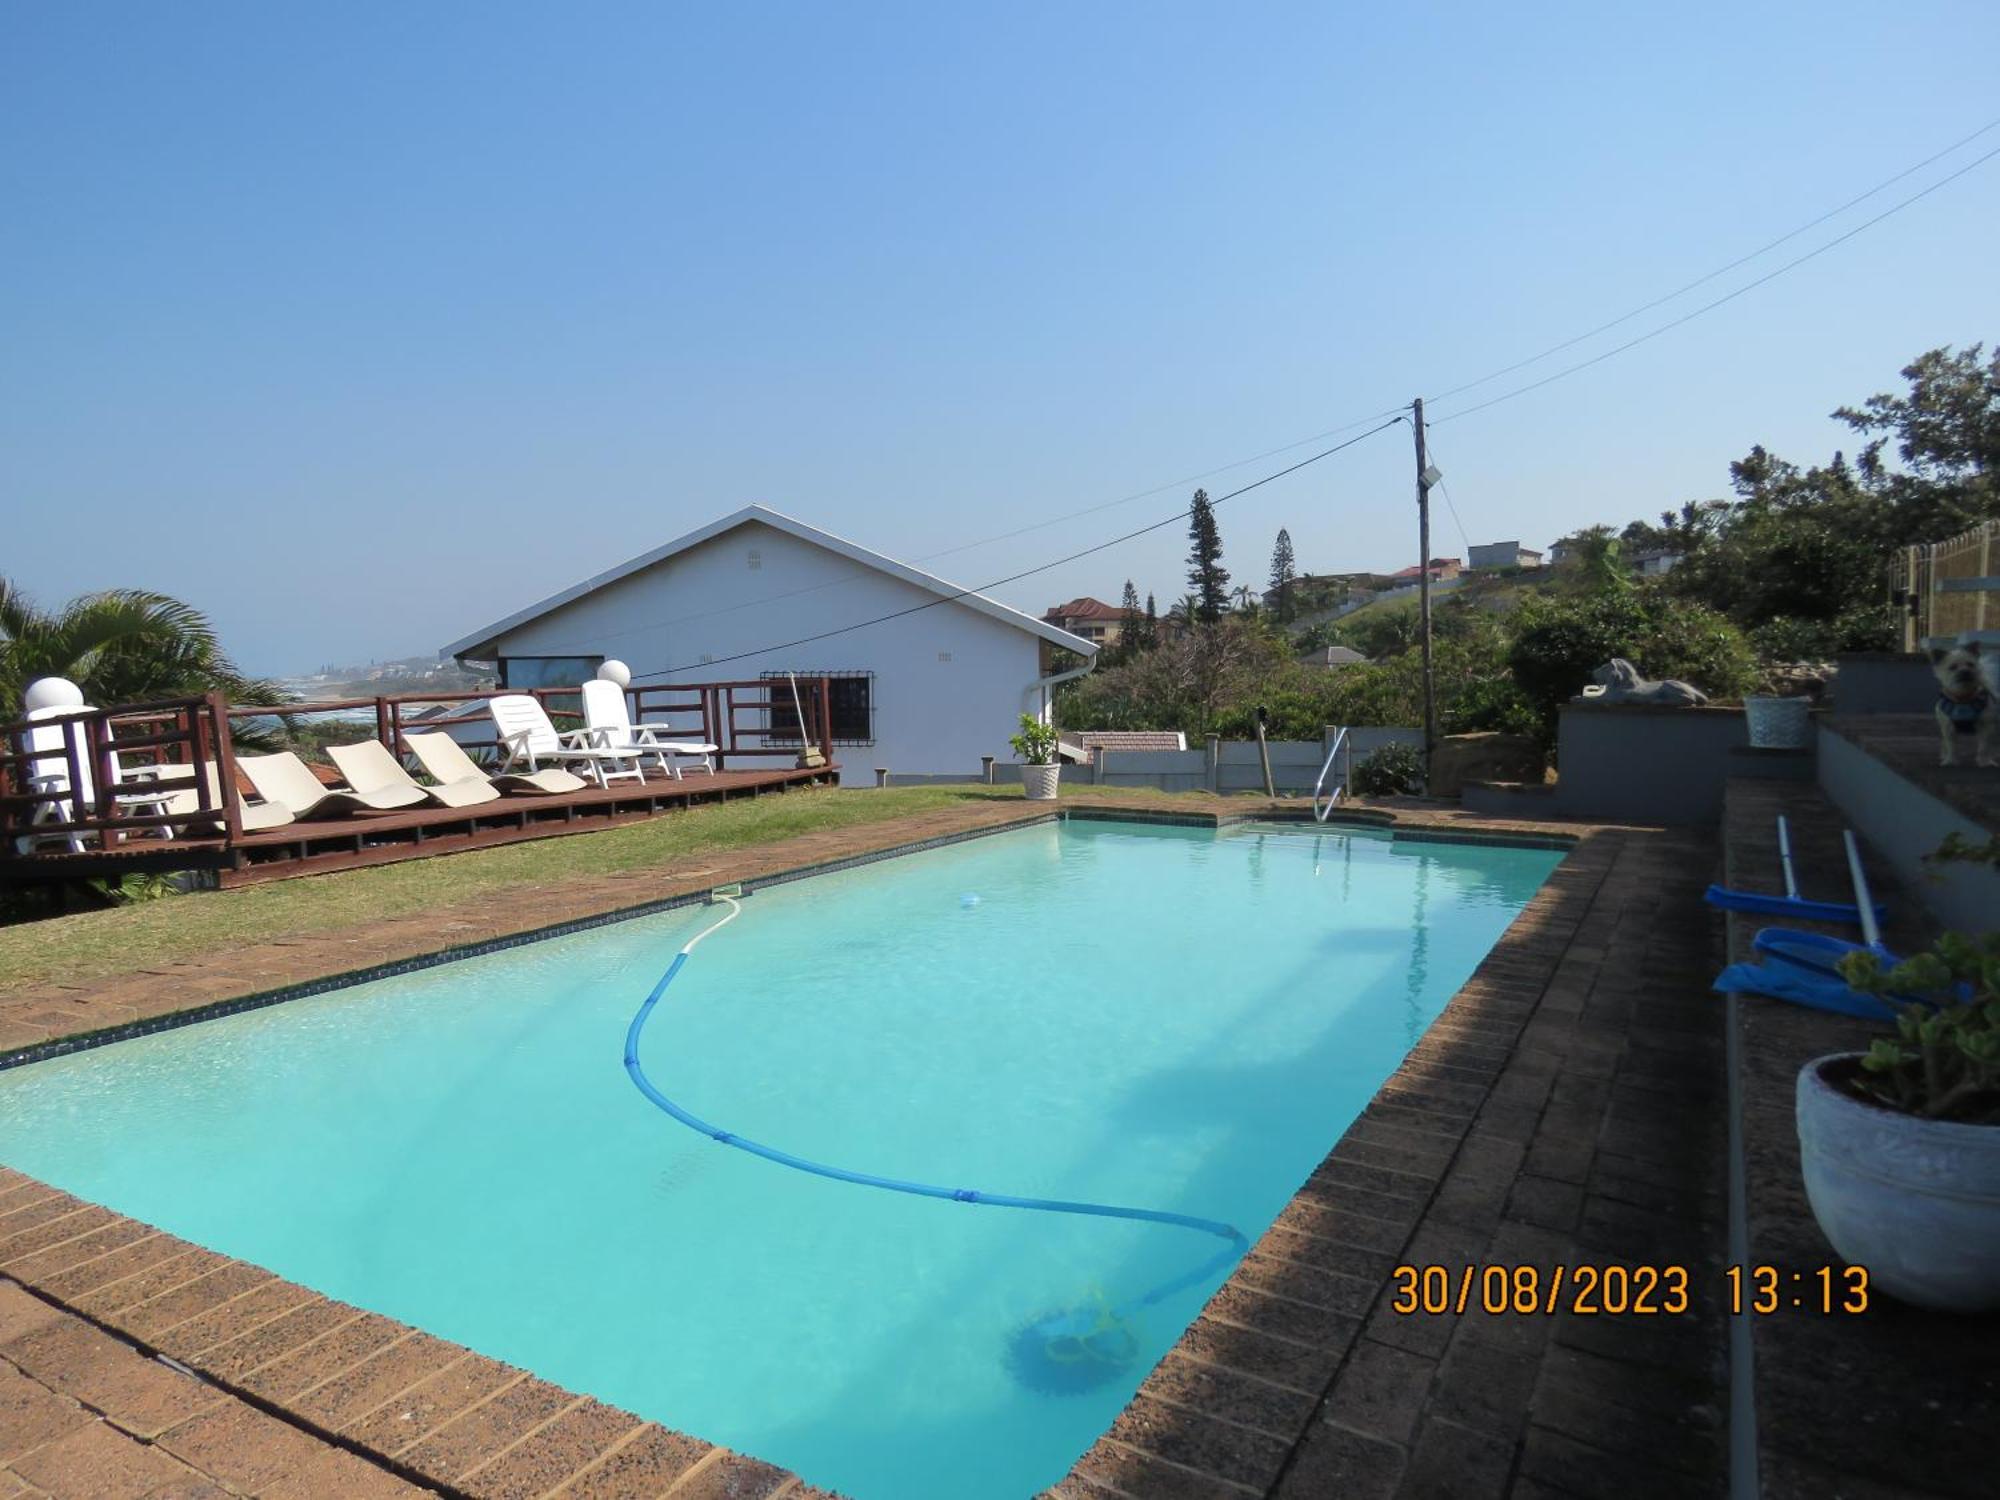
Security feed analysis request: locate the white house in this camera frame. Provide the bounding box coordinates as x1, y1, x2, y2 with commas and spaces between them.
441, 505, 1097, 786
1467, 540, 1544, 570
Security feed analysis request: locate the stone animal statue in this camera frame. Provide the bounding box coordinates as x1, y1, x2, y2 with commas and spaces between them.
1572, 658, 1708, 707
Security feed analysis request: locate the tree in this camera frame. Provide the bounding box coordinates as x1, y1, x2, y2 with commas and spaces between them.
1835, 343, 1998, 538
1185, 490, 1230, 625
1142, 593, 1160, 650
1268, 528, 1298, 622
0, 580, 284, 714
1506, 589, 1756, 740
1110, 579, 1144, 664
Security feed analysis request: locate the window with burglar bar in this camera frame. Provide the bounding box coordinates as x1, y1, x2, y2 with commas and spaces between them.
762, 670, 874, 746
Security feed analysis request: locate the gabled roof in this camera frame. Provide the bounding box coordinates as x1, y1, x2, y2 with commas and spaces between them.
1044, 596, 1124, 622
1056, 730, 1188, 763
443, 504, 1097, 660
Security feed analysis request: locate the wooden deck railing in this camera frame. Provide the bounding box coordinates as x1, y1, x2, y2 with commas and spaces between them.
0, 692, 244, 851
1, 678, 834, 862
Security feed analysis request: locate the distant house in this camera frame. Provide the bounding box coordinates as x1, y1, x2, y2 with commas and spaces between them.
443, 504, 1097, 786
1632, 550, 1683, 577
1467, 541, 1544, 570
1388, 557, 1463, 582
1299, 645, 1368, 669
1056, 730, 1188, 764
1042, 596, 1127, 646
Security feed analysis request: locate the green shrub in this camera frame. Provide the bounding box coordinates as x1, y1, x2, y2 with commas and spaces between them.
1506, 587, 1756, 739
1748, 606, 1896, 661
1351, 742, 1425, 797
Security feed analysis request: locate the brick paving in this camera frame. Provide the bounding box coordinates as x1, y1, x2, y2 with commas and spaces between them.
0, 795, 1738, 1499
1722, 779, 1997, 1500
1045, 826, 1731, 1499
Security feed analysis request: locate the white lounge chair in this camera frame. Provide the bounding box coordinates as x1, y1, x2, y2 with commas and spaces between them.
403, 732, 587, 796
236, 751, 429, 817
487, 695, 645, 789
167, 762, 296, 834
579, 679, 719, 779
328, 739, 500, 809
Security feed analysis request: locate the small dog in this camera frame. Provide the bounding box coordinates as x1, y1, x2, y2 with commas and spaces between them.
1929, 641, 1996, 767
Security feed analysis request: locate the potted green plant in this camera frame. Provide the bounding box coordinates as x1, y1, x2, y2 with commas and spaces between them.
1796, 934, 2000, 1311
1010, 713, 1062, 801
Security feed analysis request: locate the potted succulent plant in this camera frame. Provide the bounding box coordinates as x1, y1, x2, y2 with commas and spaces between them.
1010, 713, 1062, 801
1796, 934, 2000, 1311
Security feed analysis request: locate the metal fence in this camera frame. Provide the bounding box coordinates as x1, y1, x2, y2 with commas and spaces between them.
1893, 518, 1998, 648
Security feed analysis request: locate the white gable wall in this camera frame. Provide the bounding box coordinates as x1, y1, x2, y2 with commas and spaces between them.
482, 520, 1056, 785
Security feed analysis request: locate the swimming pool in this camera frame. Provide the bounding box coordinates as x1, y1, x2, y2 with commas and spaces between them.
0, 818, 1561, 1498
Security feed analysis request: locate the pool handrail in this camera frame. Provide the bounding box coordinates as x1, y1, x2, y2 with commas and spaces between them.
1312, 726, 1351, 822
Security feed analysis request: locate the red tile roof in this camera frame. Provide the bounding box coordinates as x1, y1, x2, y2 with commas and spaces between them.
1043, 596, 1124, 622
1388, 558, 1462, 580
1056, 730, 1188, 762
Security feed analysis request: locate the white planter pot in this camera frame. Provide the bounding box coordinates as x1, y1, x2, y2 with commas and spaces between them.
1744, 694, 1812, 749
1020, 763, 1061, 801
1796, 1054, 2000, 1311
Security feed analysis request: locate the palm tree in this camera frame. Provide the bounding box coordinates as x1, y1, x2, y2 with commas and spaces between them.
0, 578, 285, 714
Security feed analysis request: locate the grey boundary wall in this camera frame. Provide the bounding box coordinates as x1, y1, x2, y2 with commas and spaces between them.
1463, 703, 1767, 825
868, 727, 1425, 794
1831, 651, 1939, 715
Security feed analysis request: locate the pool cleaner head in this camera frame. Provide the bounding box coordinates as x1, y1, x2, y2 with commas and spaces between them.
1004, 1290, 1142, 1396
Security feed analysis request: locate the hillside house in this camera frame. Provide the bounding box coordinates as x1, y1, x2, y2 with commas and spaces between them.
1467, 541, 1545, 570
1041, 597, 1128, 646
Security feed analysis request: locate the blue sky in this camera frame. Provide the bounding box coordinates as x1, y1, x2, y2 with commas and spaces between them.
5, 3, 1996, 675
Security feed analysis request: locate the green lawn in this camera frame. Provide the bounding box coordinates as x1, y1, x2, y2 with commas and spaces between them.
0, 783, 1167, 991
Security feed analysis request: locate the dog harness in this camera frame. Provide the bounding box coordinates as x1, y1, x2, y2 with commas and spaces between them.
1939, 690, 1991, 734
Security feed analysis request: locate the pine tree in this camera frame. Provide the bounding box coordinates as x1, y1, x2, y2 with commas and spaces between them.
1268, 528, 1297, 623
1116, 579, 1143, 660
1143, 592, 1159, 648
1185, 490, 1230, 625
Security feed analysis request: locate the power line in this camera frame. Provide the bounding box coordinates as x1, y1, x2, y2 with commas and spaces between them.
629, 417, 1405, 680
1415, 429, 1473, 553
492, 117, 1998, 665
914, 405, 1408, 564
1424, 116, 2000, 408
1430, 140, 2000, 424
512, 404, 1408, 656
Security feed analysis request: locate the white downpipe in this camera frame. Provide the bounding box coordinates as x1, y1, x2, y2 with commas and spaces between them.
1032, 659, 1096, 722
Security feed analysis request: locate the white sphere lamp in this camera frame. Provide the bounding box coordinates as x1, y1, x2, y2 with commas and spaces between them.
596, 659, 633, 689
23, 677, 85, 713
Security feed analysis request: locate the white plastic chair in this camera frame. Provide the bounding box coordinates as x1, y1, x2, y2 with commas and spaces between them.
579, 679, 718, 779
487, 694, 645, 789
15, 707, 99, 852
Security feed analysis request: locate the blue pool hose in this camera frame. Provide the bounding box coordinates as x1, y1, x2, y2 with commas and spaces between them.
622, 894, 1248, 1339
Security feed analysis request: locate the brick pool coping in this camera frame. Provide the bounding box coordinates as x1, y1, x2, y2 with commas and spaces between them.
0, 797, 1704, 1499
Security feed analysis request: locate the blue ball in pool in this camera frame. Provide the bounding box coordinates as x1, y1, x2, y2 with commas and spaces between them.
960, 893, 981, 909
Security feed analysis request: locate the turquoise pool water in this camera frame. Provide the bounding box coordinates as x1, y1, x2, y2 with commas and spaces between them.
0, 819, 1560, 1498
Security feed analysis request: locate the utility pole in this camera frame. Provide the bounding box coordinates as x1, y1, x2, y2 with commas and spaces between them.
1413, 397, 1437, 771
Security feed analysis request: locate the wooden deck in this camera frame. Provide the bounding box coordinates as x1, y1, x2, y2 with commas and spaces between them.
3, 764, 837, 887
